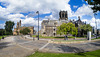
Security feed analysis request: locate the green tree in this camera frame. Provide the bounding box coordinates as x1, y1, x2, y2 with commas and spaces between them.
0, 29, 5, 36
80, 24, 92, 35
56, 22, 78, 36
5, 21, 15, 35
20, 28, 31, 35
85, 0, 100, 13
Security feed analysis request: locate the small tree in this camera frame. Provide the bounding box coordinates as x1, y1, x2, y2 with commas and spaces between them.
80, 24, 92, 35
56, 22, 78, 37
0, 29, 5, 36
5, 21, 15, 35
20, 28, 31, 35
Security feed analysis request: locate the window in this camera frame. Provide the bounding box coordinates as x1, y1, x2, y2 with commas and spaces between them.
54, 33, 56, 36
43, 32, 46, 34
54, 29, 55, 31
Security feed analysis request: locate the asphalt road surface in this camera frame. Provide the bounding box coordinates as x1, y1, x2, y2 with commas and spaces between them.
0, 36, 100, 57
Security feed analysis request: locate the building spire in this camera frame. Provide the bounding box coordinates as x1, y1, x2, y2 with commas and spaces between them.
78, 16, 80, 20
19, 20, 21, 27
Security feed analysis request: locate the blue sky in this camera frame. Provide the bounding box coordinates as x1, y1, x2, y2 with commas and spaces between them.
0, 0, 100, 30
69, 0, 87, 12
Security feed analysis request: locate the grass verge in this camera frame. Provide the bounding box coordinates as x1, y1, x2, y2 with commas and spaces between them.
33, 35, 86, 39
28, 49, 100, 57
92, 37, 100, 40
0, 35, 7, 40
52, 39, 87, 42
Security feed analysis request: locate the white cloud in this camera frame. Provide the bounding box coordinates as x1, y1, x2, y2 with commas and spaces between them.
7, 14, 25, 22
21, 17, 42, 31
0, 23, 5, 29
74, 4, 94, 17
82, 17, 100, 29
22, 17, 42, 26
73, 5, 78, 8
0, 0, 73, 30
0, 0, 73, 18
0, 0, 100, 30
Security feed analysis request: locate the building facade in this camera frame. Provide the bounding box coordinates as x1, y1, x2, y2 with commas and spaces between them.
97, 29, 100, 35
13, 20, 34, 35
40, 11, 86, 36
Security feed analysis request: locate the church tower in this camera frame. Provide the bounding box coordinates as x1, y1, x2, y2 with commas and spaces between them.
16, 22, 19, 29
19, 20, 21, 27
59, 11, 68, 20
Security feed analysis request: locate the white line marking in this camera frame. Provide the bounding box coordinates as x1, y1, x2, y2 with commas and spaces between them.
17, 44, 33, 51
39, 42, 49, 50
18, 41, 32, 45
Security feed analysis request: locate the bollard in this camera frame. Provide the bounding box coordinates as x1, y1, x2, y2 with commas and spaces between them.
87, 31, 91, 41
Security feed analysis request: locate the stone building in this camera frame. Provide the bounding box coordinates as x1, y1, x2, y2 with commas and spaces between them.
40, 11, 86, 36
97, 29, 100, 35
41, 20, 58, 36
59, 11, 68, 20
13, 20, 34, 35
72, 16, 86, 36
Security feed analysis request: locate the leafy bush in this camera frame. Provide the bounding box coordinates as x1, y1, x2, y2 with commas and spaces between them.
20, 28, 31, 35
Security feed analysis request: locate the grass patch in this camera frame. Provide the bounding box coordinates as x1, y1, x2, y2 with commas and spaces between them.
53, 39, 87, 42
33, 35, 64, 39
92, 37, 100, 40
28, 49, 100, 57
33, 35, 86, 39
0, 35, 7, 40
0, 36, 2, 39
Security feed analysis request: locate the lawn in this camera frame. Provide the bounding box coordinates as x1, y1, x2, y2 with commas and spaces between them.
92, 37, 100, 40
0, 35, 7, 40
0, 36, 2, 39
28, 49, 100, 57
33, 35, 86, 39
53, 39, 87, 42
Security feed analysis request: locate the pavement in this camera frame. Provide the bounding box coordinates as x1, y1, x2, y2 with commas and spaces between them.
0, 36, 100, 57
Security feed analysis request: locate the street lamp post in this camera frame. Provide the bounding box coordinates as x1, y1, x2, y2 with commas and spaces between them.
94, 13, 97, 39
36, 11, 39, 40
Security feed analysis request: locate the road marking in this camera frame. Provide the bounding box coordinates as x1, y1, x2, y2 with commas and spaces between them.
18, 41, 32, 45
17, 44, 33, 51
39, 42, 49, 50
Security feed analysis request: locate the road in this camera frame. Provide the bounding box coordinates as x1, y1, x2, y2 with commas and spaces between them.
0, 36, 48, 57
0, 36, 100, 57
